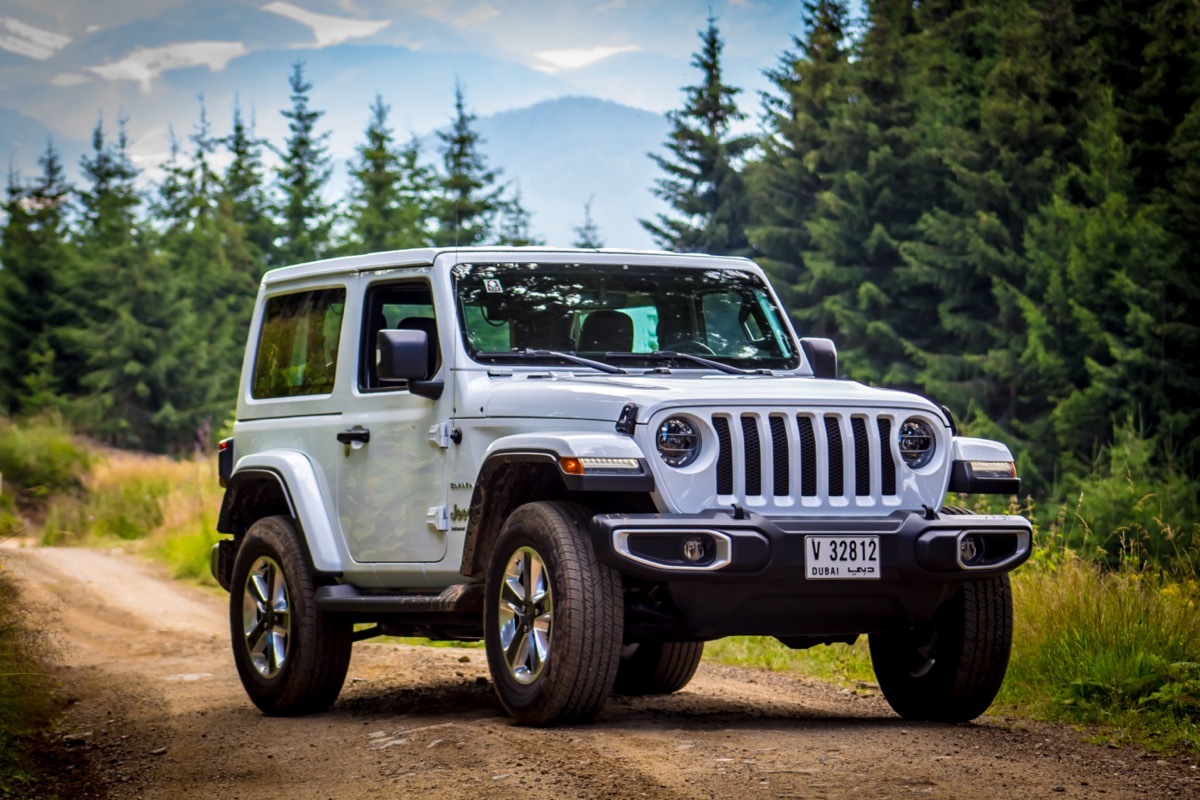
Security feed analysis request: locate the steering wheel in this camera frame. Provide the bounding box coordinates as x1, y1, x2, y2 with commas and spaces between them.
664, 339, 715, 356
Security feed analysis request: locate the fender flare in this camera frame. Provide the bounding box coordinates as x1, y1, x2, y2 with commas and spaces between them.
217, 450, 349, 573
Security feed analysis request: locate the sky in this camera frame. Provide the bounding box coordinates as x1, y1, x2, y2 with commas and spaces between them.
0, 0, 828, 246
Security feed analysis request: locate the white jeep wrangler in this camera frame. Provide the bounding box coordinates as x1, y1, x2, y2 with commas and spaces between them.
214, 247, 1031, 725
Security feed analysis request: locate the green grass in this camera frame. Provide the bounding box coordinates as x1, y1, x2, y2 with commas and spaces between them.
0, 416, 88, 505
703, 636, 873, 685
998, 555, 1200, 751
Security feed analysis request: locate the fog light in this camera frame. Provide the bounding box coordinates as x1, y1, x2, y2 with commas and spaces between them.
682, 536, 707, 562
960, 535, 980, 565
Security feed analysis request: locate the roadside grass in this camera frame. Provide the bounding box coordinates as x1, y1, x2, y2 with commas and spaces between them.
998, 552, 1200, 751
40, 451, 223, 585
0, 566, 59, 799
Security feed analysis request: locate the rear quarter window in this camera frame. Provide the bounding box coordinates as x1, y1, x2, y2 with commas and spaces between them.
251, 288, 346, 399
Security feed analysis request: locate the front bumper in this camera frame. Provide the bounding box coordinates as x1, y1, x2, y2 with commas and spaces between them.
588, 508, 1032, 639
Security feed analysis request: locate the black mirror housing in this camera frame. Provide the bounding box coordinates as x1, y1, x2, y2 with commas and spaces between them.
377, 329, 430, 382
800, 337, 838, 379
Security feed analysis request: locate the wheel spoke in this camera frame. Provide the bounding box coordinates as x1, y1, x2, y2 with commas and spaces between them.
249, 571, 270, 608
500, 575, 524, 611
269, 626, 288, 671
505, 622, 529, 673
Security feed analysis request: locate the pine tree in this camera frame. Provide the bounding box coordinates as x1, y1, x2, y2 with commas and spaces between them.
274, 62, 334, 264
797, 0, 933, 387
898, 0, 1087, 430
1023, 88, 1192, 475
155, 101, 257, 436
344, 94, 432, 252
223, 99, 275, 272
431, 82, 504, 247
0, 147, 72, 412
572, 197, 604, 248
493, 184, 543, 246
747, 1, 852, 313
69, 118, 201, 448
642, 15, 754, 256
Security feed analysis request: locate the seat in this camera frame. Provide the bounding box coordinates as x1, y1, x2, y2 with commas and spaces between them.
578, 310, 633, 352
396, 317, 440, 378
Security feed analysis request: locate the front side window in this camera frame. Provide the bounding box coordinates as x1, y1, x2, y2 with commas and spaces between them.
454, 262, 798, 371
358, 282, 439, 391
251, 288, 346, 398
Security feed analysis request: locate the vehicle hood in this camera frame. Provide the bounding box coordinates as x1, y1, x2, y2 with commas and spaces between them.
463, 371, 943, 423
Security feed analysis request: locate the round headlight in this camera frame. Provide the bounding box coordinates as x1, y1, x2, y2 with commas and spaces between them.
656, 417, 701, 468
898, 418, 936, 469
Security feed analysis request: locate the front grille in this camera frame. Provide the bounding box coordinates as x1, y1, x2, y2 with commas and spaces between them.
711, 409, 900, 506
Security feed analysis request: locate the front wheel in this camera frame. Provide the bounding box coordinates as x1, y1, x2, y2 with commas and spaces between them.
484, 501, 623, 725
229, 515, 352, 716
869, 574, 1013, 722
613, 640, 704, 696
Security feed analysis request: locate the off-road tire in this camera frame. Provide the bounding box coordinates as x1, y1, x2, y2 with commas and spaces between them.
613, 641, 705, 696
869, 574, 1013, 722
484, 501, 623, 726
229, 515, 353, 716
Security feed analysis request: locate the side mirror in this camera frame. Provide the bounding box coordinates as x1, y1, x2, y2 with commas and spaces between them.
377, 329, 443, 399
800, 337, 837, 380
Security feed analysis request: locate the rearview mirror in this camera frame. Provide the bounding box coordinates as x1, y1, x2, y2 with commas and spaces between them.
800, 337, 838, 380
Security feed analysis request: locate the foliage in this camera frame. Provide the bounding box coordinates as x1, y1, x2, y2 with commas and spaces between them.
572, 197, 604, 248
1000, 551, 1200, 751
274, 61, 335, 265
0, 415, 88, 503
430, 82, 505, 247
642, 15, 755, 256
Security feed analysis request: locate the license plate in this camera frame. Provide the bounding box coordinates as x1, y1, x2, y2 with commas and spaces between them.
805, 536, 881, 580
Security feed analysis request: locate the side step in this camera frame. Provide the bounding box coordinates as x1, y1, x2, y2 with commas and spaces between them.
314, 582, 484, 615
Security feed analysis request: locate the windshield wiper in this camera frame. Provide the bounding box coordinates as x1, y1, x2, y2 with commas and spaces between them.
604, 350, 754, 376
477, 349, 628, 374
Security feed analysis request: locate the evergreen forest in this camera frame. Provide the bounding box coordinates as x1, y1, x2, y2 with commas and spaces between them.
1, 1, 1197, 564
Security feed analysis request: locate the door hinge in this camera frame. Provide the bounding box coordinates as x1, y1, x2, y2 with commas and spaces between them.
427, 422, 461, 449
426, 505, 450, 532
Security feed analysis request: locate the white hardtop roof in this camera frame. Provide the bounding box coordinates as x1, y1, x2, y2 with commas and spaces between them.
260, 246, 758, 287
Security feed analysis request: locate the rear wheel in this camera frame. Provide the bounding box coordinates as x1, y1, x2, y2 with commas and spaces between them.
484, 501, 623, 725
613, 640, 704, 696
229, 515, 352, 716
869, 574, 1013, 722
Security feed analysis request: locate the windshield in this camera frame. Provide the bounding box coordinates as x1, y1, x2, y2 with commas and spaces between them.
454, 262, 800, 371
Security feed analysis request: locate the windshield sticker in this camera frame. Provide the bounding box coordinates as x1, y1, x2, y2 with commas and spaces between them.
484, 279, 503, 293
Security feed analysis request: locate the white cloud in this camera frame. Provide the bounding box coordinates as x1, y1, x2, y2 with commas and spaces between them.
88, 41, 248, 92
532, 44, 640, 74
455, 1, 499, 27
51, 72, 91, 87
262, 1, 390, 48
0, 17, 70, 60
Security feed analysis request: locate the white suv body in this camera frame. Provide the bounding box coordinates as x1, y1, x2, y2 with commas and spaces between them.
215, 247, 1031, 725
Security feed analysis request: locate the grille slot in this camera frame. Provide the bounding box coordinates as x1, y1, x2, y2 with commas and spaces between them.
852, 416, 870, 496
798, 416, 817, 497
825, 416, 844, 496
878, 418, 896, 496
769, 416, 789, 496
741, 415, 762, 496
714, 416, 733, 495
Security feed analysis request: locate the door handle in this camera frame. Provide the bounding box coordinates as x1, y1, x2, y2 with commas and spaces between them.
337, 428, 370, 445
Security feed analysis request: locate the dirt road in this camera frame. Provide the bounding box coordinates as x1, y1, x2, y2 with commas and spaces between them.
5, 543, 1197, 800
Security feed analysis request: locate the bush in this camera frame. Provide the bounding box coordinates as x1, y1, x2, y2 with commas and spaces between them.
0, 416, 89, 505
1049, 420, 1199, 573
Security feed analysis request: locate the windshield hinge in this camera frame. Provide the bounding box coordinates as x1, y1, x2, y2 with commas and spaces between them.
428, 422, 462, 448
426, 505, 450, 532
